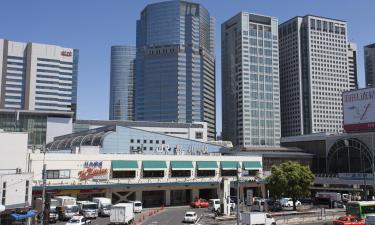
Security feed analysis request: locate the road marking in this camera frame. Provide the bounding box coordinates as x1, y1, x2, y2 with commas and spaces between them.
195, 215, 202, 225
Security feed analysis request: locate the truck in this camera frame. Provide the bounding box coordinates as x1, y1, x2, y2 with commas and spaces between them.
77, 201, 98, 219
55, 196, 79, 220
34, 198, 59, 223
315, 192, 343, 208
110, 203, 135, 225
92, 197, 112, 216
241, 212, 276, 225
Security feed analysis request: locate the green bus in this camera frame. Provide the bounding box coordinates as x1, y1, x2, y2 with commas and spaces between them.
347, 201, 375, 217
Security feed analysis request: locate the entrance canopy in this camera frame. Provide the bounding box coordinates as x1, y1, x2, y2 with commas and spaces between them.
196, 161, 218, 170
220, 161, 240, 170
170, 161, 193, 170
242, 161, 262, 170
112, 160, 138, 171
143, 161, 167, 171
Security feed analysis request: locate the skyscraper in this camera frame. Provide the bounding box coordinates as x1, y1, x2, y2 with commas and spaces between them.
0, 39, 78, 115
109, 46, 135, 120
135, 1, 216, 140
279, 15, 350, 137
365, 43, 375, 87
222, 12, 281, 148
347, 42, 358, 90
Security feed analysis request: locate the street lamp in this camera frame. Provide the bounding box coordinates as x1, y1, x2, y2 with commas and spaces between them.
237, 165, 240, 225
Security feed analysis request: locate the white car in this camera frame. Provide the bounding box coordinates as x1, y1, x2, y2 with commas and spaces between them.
65, 216, 91, 225
280, 198, 301, 207
184, 211, 198, 223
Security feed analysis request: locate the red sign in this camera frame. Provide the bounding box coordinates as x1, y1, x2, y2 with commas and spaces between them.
61, 50, 72, 57
78, 168, 108, 181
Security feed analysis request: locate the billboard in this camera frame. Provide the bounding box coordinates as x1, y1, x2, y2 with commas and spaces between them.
343, 87, 375, 131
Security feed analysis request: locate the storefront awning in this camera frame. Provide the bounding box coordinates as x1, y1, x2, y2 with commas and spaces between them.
112, 160, 138, 171
196, 161, 218, 170
242, 161, 262, 170
143, 161, 167, 170
221, 161, 240, 170
170, 161, 193, 170
10, 210, 37, 221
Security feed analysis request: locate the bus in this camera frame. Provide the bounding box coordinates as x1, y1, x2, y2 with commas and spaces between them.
347, 201, 375, 218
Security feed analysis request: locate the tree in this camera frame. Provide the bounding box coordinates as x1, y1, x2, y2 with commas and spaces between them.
266, 161, 315, 211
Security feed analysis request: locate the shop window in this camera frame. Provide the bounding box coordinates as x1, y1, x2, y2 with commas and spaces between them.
197, 170, 215, 177
171, 170, 191, 177
195, 132, 203, 139
243, 170, 259, 176
221, 170, 237, 177
143, 170, 164, 178
44, 170, 70, 179
112, 170, 136, 179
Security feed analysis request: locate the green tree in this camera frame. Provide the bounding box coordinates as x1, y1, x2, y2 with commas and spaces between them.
266, 161, 315, 211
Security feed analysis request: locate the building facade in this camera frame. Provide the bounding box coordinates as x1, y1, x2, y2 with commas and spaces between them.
0, 39, 78, 116
221, 12, 281, 148
109, 46, 135, 120
135, 1, 216, 140
279, 15, 350, 137
365, 43, 375, 87
348, 42, 358, 90
30, 153, 263, 207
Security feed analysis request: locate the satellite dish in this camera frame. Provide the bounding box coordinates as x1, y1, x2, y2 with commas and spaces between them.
0, 204, 5, 212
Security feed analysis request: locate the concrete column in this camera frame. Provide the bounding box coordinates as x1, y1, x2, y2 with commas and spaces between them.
261, 184, 266, 198
240, 186, 245, 202
105, 189, 112, 199
192, 188, 199, 199
136, 190, 142, 203
165, 189, 171, 206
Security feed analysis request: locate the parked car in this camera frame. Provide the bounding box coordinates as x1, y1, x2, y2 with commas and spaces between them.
183, 211, 198, 223
280, 198, 301, 207
333, 215, 364, 225
191, 198, 209, 208
65, 215, 91, 225
266, 200, 282, 212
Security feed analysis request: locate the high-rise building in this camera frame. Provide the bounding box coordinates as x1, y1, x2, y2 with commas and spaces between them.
222, 12, 281, 147
347, 42, 358, 90
135, 1, 216, 140
109, 46, 135, 120
365, 43, 375, 87
279, 15, 350, 137
0, 39, 78, 115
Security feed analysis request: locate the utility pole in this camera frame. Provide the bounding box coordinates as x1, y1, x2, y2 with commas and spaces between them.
237, 165, 240, 225
41, 163, 47, 225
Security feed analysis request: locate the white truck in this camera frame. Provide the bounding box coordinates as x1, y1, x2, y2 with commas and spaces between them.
35, 198, 59, 223
241, 212, 276, 225
92, 197, 112, 216
110, 203, 135, 225
208, 198, 236, 212
77, 201, 98, 219
55, 196, 79, 220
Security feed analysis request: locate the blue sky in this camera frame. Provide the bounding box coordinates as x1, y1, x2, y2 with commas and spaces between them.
1, 0, 374, 134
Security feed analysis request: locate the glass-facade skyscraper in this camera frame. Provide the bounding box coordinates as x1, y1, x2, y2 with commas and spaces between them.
135, 1, 216, 140
109, 46, 136, 120
222, 12, 281, 147
365, 43, 375, 87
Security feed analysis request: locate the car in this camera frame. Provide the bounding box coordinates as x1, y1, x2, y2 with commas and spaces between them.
65, 215, 91, 225
280, 198, 301, 207
266, 200, 283, 212
184, 211, 198, 223
191, 198, 209, 208
332, 215, 364, 225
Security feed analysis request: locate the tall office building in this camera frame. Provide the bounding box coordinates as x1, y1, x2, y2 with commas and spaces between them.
135, 1, 216, 140
279, 15, 350, 137
109, 46, 135, 120
0, 39, 78, 115
222, 12, 281, 147
365, 43, 375, 87
347, 42, 358, 90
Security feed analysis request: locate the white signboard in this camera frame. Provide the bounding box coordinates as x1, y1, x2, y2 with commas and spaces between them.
343, 88, 375, 131
246, 189, 253, 206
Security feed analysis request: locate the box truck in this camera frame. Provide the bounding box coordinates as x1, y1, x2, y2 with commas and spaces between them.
92, 197, 112, 216
110, 203, 134, 225
55, 196, 79, 220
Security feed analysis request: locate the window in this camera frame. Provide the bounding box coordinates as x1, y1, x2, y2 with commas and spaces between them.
143, 140, 147, 144
143, 170, 164, 178
2, 182, 6, 205
221, 170, 237, 176
45, 170, 70, 179
195, 132, 203, 139
156, 140, 159, 144
112, 171, 136, 179
137, 139, 140, 143
162, 140, 165, 144
130, 139, 134, 143
150, 140, 153, 144
171, 170, 191, 177
197, 170, 215, 177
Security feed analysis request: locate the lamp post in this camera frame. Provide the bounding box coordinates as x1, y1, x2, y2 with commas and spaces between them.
237, 165, 240, 225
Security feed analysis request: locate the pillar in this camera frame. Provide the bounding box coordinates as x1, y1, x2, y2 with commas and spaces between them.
192, 188, 199, 199
165, 189, 171, 206
105, 189, 112, 199
240, 186, 245, 203
261, 184, 266, 198
136, 190, 142, 203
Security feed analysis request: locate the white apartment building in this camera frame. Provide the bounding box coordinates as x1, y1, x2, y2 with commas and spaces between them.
279, 15, 350, 137
222, 12, 281, 148
0, 39, 78, 115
